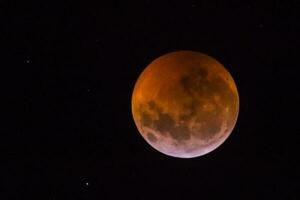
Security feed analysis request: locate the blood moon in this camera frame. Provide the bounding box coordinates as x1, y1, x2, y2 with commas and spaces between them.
131, 51, 239, 158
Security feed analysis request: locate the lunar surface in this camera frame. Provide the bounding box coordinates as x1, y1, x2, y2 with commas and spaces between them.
131, 51, 239, 158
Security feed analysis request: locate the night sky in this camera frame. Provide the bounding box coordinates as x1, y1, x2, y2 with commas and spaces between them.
2, 1, 299, 199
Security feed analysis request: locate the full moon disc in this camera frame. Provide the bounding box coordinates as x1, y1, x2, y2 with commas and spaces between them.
131, 51, 239, 158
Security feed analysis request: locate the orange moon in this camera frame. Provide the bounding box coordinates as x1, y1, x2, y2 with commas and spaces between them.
131, 51, 239, 158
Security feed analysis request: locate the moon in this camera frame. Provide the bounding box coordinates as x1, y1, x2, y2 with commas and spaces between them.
131, 51, 239, 158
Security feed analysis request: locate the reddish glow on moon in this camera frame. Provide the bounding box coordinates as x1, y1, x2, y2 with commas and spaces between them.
131, 51, 239, 158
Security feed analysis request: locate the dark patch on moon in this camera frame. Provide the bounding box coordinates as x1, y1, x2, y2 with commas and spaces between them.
147, 132, 157, 143
179, 69, 211, 98
192, 66, 208, 80
152, 112, 175, 134
148, 101, 158, 111
179, 75, 208, 98
141, 101, 191, 141
169, 124, 191, 141
196, 117, 223, 140
179, 68, 231, 104
179, 76, 194, 96
140, 111, 152, 127
153, 111, 191, 141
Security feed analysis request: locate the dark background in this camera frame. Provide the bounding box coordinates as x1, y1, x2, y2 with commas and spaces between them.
2, 1, 299, 199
